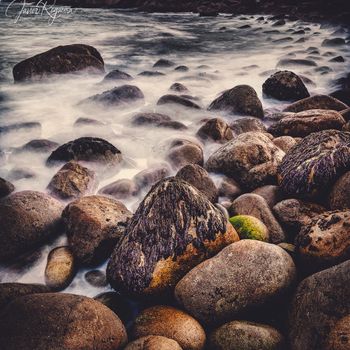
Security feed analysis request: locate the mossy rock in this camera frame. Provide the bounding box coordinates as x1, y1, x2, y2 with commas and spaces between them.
229, 215, 269, 241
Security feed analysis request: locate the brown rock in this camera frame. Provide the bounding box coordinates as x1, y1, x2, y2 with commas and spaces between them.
329, 171, 350, 210
326, 316, 350, 350
99, 179, 139, 200
217, 176, 242, 200
0, 177, 14, 198
196, 118, 233, 143
229, 117, 266, 135
252, 185, 283, 208
133, 164, 171, 189
125, 336, 182, 350
273, 136, 297, 153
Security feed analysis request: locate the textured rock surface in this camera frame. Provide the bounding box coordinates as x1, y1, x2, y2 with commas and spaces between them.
329, 171, 350, 209
273, 136, 297, 153
229, 215, 269, 241
99, 179, 139, 200
125, 336, 182, 350
325, 315, 350, 350
252, 185, 283, 208
196, 118, 233, 143
229, 117, 266, 135
157, 94, 201, 109
0, 177, 14, 198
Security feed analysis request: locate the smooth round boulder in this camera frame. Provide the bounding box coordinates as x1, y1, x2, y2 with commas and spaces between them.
62, 195, 132, 265
263, 70, 310, 102
209, 320, 285, 350
196, 118, 233, 143
153, 59, 176, 68
273, 136, 297, 153
157, 94, 201, 109
0, 191, 63, 262
131, 112, 171, 127
329, 171, 350, 210
0, 177, 14, 198
47, 137, 122, 166
125, 336, 182, 350
133, 164, 171, 189
170, 82, 189, 93
229, 215, 269, 241
206, 132, 285, 191
175, 240, 296, 325
0, 293, 127, 350
85, 270, 108, 288
326, 316, 350, 350
107, 177, 239, 297
103, 69, 133, 81
229, 117, 266, 136
131, 305, 206, 350
98, 179, 139, 200
252, 185, 283, 208
45, 246, 75, 291
217, 176, 242, 200
17, 139, 59, 153
278, 130, 350, 199
208, 85, 264, 118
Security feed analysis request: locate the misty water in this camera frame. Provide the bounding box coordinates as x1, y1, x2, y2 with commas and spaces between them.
0, 5, 349, 297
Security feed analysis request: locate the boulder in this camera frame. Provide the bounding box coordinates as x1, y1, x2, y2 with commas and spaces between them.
17, 139, 59, 153
85, 270, 107, 288
325, 316, 350, 350
0, 191, 63, 262
47, 161, 96, 200
157, 94, 201, 109
209, 320, 285, 350
73, 117, 105, 127
0, 122, 41, 135
329, 171, 350, 209
252, 185, 283, 208
322, 38, 346, 46
262, 70, 310, 102
208, 85, 264, 118
131, 112, 171, 126
175, 240, 296, 325
138, 71, 165, 77
169, 82, 189, 93
277, 130, 350, 199
0, 177, 14, 198
289, 260, 350, 350
107, 177, 239, 297
62, 195, 132, 265
125, 336, 182, 350
268, 109, 345, 137
0, 293, 127, 350
277, 58, 317, 67
103, 69, 132, 81
229, 215, 269, 241
196, 118, 233, 143
273, 136, 297, 153
153, 59, 176, 68
131, 305, 205, 350
217, 177, 242, 200
133, 164, 171, 189
229, 117, 266, 135
206, 132, 285, 191
47, 137, 122, 166
13, 44, 104, 82
98, 179, 139, 200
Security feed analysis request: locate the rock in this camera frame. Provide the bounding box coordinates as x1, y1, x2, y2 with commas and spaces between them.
103, 69, 133, 81
0, 191, 63, 262
196, 118, 233, 143
325, 316, 350, 350
329, 171, 350, 209
99, 179, 139, 200
273, 136, 297, 153
295, 210, 350, 272
47, 161, 96, 200
0, 283, 50, 310
0, 122, 41, 135
125, 336, 182, 350
131, 305, 205, 350
289, 260, 350, 350
158, 120, 187, 130
229, 117, 266, 135
273, 199, 325, 236
322, 38, 346, 46
169, 82, 189, 93
230, 193, 286, 243
341, 108, 350, 121
229, 215, 269, 241
8, 167, 36, 181
83, 85, 144, 107
13, 44, 104, 82
157, 95, 201, 109
0, 293, 127, 350
0, 177, 14, 198
138, 71, 165, 77
283, 95, 348, 113
45, 246, 75, 291
175, 240, 296, 325
131, 112, 171, 126
217, 177, 242, 200
329, 55, 345, 63
268, 109, 345, 137
277, 130, 350, 199
166, 138, 204, 169
277, 59, 317, 67
62, 195, 132, 265
209, 320, 285, 350
17, 139, 59, 153
263, 71, 310, 102
85, 270, 108, 287
107, 177, 239, 297
208, 85, 264, 118
175, 65, 189, 72
176, 164, 218, 203
134, 164, 171, 189
47, 137, 122, 166
153, 59, 176, 68
252, 185, 283, 208
273, 19, 285, 26
206, 132, 285, 191
74, 117, 105, 127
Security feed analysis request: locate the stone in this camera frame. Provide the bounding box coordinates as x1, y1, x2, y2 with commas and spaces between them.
0, 177, 14, 198
133, 164, 171, 189
103, 69, 133, 81
62, 195, 132, 265
0, 191, 63, 262
169, 82, 189, 93
229, 117, 266, 135
107, 177, 239, 297
158, 120, 187, 130
262, 70, 310, 102
98, 179, 139, 200
85, 270, 108, 287
277, 130, 350, 199
217, 177, 242, 200
208, 85, 264, 118
153, 59, 176, 68
0, 122, 41, 135
229, 215, 269, 241
157, 94, 201, 109
283, 95, 348, 113
196, 118, 233, 143
325, 316, 350, 350
45, 246, 75, 291
138, 71, 165, 77
322, 38, 346, 47
230, 193, 286, 243
295, 210, 350, 272
273, 136, 297, 153
125, 336, 182, 350
8, 167, 35, 181
73, 117, 105, 127
252, 185, 283, 208
17, 139, 59, 153
277, 59, 317, 67
176, 164, 218, 203
47, 161, 96, 200
131, 112, 171, 126
13, 44, 104, 82
329, 171, 350, 210
289, 260, 350, 350
206, 132, 285, 191
175, 65, 188, 72
0, 293, 127, 350
209, 321, 285, 350
47, 137, 122, 166
268, 109, 345, 137
175, 240, 296, 325
131, 305, 206, 350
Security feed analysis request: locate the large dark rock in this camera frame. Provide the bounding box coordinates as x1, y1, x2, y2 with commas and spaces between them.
263, 70, 310, 102
196, 118, 233, 143
0, 191, 63, 262
157, 94, 201, 109
13, 44, 104, 82
289, 260, 350, 350
278, 130, 350, 199
0, 293, 127, 350
208, 85, 264, 118
103, 69, 133, 81
0, 177, 14, 198
47, 137, 122, 166
107, 177, 239, 297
